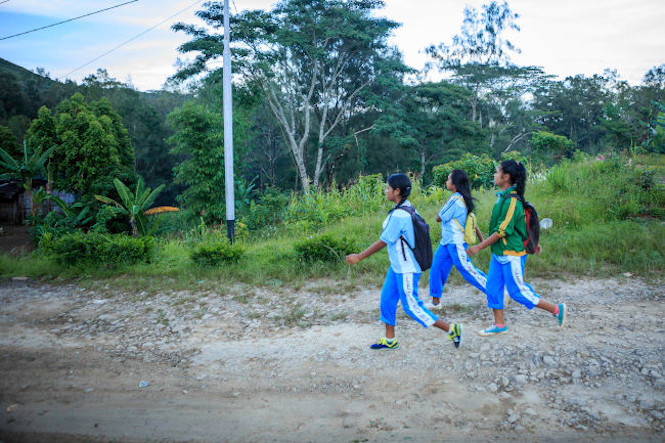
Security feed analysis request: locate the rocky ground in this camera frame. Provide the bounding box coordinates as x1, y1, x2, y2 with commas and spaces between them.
0, 274, 663, 442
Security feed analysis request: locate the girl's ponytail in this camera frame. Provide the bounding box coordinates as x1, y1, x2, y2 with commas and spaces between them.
450, 169, 475, 212
500, 160, 527, 200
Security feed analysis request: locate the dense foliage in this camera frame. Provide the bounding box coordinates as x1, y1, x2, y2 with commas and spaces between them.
0, 1, 663, 275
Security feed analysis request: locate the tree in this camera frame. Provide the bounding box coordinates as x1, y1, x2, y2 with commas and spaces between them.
0, 140, 56, 216
94, 178, 165, 237
25, 106, 57, 194
375, 81, 488, 179
532, 75, 610, 151
426, 1, 523, 122
172, 0, 402, 191
167, 101, 225, 222
27, 93, 137, 202
0, 125, 20, 170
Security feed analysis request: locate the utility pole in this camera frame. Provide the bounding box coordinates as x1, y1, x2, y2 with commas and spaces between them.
223, 0, 235, 243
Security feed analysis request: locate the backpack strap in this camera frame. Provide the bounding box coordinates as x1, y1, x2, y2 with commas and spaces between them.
395, 205, 415, 261
507, 194, 529, 242
452, 195, 467, 232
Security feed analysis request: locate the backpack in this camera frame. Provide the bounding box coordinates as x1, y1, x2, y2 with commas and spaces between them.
395, 204, 433, 271
452, 196, 478, 245
509, 194, 540, 254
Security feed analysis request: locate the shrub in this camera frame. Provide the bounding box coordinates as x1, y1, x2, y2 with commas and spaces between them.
191, 241, 244, 267
432, 153, 496, 190
294, 233, 358, 262
243, 187, 290, 230
531, 131, 575, 162
285, 174, 388, 230
46, 232, 155, 266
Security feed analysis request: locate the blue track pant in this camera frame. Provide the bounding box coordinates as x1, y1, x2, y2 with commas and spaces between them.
486, 255, 541, 310
429, 243, 487, 298
380, 268, 437, 328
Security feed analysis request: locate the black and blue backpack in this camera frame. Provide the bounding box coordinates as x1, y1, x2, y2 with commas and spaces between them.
394, 203, 433, 271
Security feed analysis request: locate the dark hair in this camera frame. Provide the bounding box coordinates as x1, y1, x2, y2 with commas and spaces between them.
499, 160, 527, 200
388, 173, 411, 207
450, 169, 474, 213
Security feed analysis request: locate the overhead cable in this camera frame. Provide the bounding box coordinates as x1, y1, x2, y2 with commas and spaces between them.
0, 0, 139, 41
65, 0, 205, 78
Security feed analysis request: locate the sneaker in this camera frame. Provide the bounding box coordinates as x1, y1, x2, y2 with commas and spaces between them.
424, 301, 441, 310
370, 337, 400, 350
447, 323, 463, 349
555, 303, 567, 329
478, 324, 508, 336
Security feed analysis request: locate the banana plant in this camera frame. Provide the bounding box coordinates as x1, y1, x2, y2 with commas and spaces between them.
0, 140, 56, 217
95, 178, 165, 237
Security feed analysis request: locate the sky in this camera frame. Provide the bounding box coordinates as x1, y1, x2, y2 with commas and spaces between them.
0, 0, 664, 91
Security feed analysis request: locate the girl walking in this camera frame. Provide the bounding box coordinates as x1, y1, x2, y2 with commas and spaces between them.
467, 160, 566, 335
427, 169, 488, 310
345, 173, 463, 350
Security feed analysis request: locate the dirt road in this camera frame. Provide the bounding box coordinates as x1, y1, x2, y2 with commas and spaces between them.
1, 275, 663, 442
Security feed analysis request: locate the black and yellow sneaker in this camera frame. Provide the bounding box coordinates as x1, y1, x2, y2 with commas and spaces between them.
370, 337, 400, 350
447, 323, 463, 349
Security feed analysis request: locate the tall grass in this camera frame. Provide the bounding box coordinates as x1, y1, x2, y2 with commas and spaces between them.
1, 153, 663, 291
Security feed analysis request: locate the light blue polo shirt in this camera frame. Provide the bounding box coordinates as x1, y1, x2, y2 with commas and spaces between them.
439, 192, 468, 246
380, 200, 420, 274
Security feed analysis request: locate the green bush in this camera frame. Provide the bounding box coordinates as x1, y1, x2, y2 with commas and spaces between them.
243, 187, 290, 230
285, 174, 388, 230
432, 153, 496, 190
531, 131, 575, 162
293, 233, 358, 262
46, 232, 155, 266
191, 241, 244, 267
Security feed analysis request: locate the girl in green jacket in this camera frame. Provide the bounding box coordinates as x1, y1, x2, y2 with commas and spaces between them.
467, 160, 567, 336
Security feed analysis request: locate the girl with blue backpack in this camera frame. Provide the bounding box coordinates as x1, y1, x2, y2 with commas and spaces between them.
426, 169, 488, 310
467, 160, 567, 336
345, 173, 463, 350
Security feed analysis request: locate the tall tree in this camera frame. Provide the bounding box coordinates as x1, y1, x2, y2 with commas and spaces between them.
26, 93, 136, 202
376, 81, 488, 179
426, 1, 522, 122
532, 75, 610, 151
172, 0, 402, 191
167, 101, 226, 222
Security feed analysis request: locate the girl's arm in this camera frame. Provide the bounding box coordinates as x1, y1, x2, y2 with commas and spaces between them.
475, 226, 485, 243
467, 232, 500, 257
438, 198, 456, 223
346, 239, 387, 265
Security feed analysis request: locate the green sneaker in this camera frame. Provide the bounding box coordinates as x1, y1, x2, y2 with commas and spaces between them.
555, 303, 567, 329
370, 337, 400, 350
447, 323, 463, 349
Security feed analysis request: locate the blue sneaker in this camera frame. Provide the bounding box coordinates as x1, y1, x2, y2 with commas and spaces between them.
555, 303, 567, 329
478, 324, 508, 336
370, 337, 400, 350
447, 323, 463, 349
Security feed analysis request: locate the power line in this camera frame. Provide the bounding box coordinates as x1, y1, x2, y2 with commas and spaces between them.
0, 0, 139, 41
65, 0, 205, 78
0, 1, 12, 6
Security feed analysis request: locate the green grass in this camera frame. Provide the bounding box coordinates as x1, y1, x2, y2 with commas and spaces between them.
2, 153, 664, 291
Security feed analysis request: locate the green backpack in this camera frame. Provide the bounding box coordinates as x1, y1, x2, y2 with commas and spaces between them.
453, 196, 478, 245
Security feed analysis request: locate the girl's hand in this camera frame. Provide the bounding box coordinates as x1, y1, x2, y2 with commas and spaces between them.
466, 245, 481, 257
535, 244, 542, 255
345, 254, 361, 265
